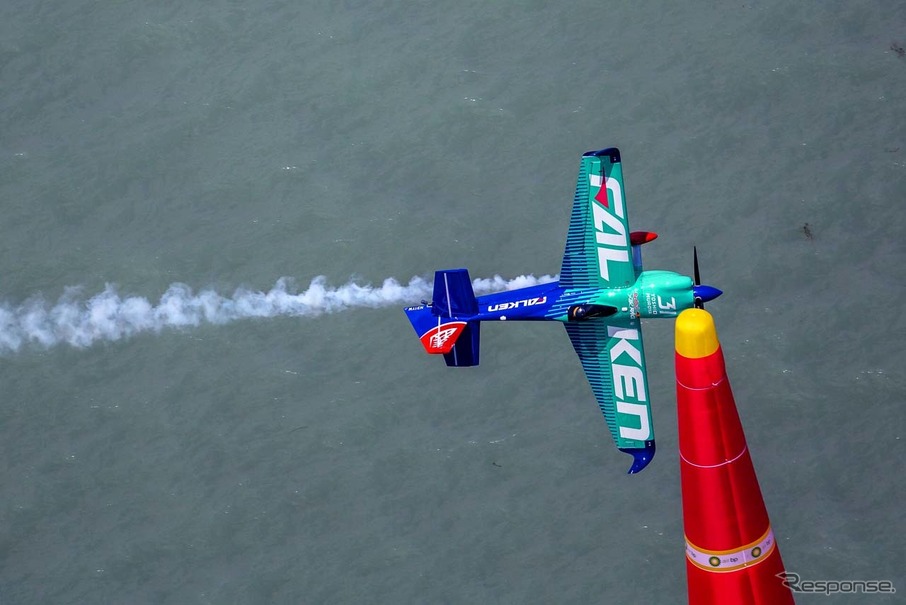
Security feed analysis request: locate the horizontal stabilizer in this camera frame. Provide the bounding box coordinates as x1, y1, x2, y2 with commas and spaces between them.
432, 269, 478, 318
404, 269, 481, 364
444, 321, 480, 367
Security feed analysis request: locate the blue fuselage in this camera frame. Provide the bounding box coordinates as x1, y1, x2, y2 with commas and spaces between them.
473, 270, 699, 324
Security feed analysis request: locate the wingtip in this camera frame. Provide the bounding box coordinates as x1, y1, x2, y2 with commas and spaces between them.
620, 441, 656, 474
582, 147, 621, 163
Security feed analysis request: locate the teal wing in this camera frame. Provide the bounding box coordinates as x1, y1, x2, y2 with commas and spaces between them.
559, 148, 635, 290
564, 316, 656, 473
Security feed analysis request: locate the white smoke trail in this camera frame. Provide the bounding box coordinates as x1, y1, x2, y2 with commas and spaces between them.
0, 274, 558, 352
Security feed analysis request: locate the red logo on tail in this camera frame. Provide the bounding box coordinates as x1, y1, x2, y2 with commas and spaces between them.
420, 322, 466, 354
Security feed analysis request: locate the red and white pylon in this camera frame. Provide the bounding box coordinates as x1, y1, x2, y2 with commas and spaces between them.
674, 309, 795, 605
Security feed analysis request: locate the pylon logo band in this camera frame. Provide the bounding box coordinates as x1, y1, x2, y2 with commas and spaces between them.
685, 526, 775, 573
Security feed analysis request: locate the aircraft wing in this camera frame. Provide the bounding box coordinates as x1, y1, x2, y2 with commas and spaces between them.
565, 316, 656, 473
559, 148, 635, 290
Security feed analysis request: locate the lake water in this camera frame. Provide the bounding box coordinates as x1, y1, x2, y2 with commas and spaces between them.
1, 1, 904, 603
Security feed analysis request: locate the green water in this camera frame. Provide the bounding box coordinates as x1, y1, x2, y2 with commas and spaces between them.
1, 1, 904, 603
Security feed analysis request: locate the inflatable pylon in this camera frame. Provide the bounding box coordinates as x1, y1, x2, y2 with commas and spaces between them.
674, 309, 795, 605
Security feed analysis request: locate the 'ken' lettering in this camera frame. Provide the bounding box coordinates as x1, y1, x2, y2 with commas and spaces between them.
607, 325, 651, 441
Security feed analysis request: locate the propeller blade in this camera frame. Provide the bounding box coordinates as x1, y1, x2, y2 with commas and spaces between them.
693, 246, 701, 286
693, 246, 704, 309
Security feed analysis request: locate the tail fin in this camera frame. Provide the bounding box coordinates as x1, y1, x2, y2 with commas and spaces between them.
403, 269, 481, 366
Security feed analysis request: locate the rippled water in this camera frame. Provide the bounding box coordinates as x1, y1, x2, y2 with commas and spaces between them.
1, 1, 904, 603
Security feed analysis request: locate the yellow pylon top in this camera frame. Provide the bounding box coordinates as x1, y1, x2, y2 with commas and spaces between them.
675, 308, 720, 359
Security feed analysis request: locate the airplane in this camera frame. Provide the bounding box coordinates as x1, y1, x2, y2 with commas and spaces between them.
403, 147, 721, 473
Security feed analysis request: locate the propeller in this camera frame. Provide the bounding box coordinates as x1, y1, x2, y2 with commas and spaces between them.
691, 246, 722, 308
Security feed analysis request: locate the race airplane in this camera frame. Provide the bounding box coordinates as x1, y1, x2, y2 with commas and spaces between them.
404, 147, 721, 473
